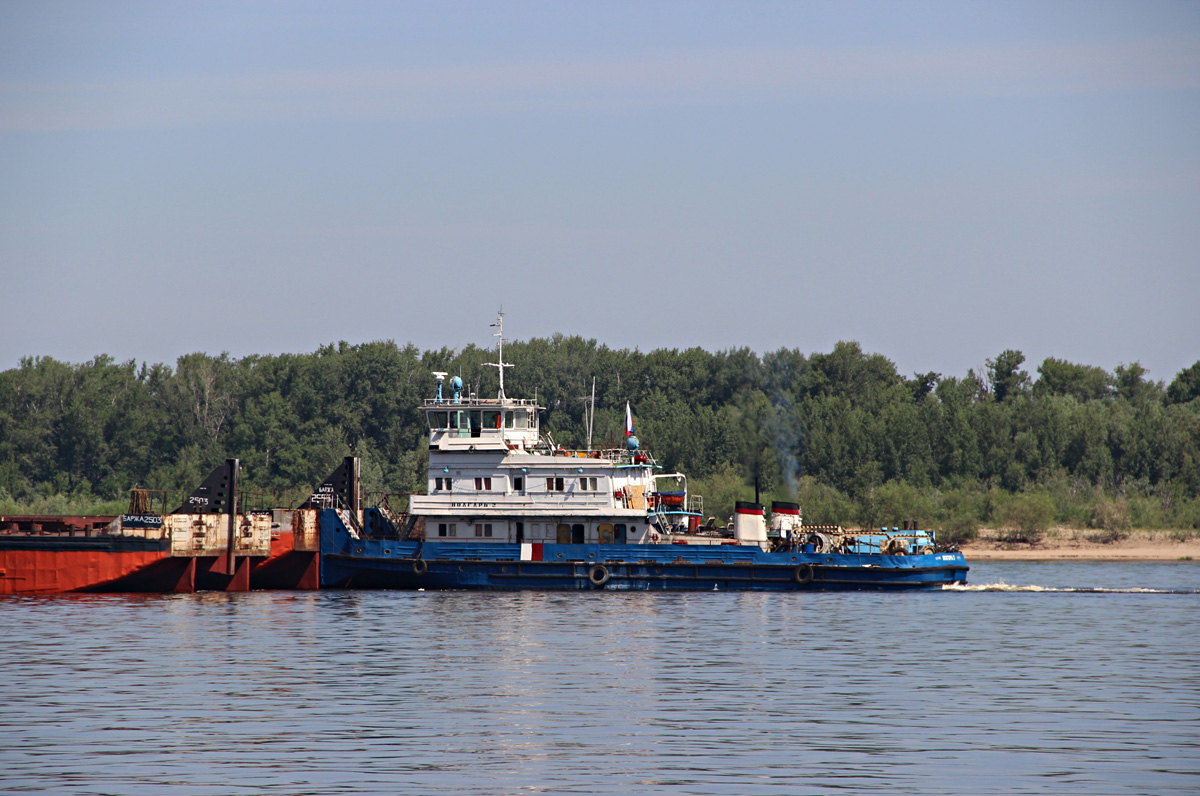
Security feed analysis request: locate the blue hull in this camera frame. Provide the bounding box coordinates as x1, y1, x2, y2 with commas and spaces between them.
321, 519, 969, 592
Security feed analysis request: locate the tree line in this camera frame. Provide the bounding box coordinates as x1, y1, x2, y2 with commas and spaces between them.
2, 338, 1199, 538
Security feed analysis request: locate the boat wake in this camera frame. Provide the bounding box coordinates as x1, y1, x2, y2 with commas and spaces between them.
944, 582, 1199, 594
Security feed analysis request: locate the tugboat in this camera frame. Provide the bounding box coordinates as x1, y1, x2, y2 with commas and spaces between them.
319, 314, 969, 590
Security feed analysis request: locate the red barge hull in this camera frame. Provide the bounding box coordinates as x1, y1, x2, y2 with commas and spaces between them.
0, 457, 366, 595
0, 533, 318, 595
0, 535, 173, 594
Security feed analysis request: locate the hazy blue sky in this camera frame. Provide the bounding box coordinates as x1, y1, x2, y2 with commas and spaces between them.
3, 1, 1198, 384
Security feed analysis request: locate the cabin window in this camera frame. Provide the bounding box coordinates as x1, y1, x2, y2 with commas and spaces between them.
484, 411, 501, 429
571, 524, 585, 544
435, 477, 452, 491
438, 523, 447, 537
474, 477, 492, 491
514, 476, 523, 492
449, 523, 457, 537
579, 477, 598, 491
546, 477, 565, 492
474, 523, 493, 538
504, 411, 515, 429
438, 522, 458, 537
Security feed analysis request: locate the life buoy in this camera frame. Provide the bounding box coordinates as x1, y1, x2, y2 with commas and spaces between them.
412, 558, 428, 575
588, 564, 610, 586
793, 564, 813, 585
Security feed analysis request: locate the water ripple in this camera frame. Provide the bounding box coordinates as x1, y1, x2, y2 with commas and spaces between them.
0, 561, 1197, 795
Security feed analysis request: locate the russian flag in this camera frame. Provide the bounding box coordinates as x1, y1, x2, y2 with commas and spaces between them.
625, 402, 633, 436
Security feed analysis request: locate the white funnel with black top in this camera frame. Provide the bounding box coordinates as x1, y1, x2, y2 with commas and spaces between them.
733, 501, 767, 546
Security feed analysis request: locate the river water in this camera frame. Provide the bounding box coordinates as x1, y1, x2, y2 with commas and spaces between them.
1, 561, 1197, 796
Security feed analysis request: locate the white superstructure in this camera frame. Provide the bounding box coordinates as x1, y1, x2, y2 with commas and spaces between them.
408, 313, 716, 546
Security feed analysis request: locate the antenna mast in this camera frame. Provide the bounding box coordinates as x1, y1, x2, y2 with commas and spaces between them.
485, 309, 513, 400
587, 377, 596, 452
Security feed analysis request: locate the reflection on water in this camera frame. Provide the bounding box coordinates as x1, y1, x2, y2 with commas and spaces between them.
1, 561, 1197, 795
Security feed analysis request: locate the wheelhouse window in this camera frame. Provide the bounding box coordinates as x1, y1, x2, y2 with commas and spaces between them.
428, 411, 449, 429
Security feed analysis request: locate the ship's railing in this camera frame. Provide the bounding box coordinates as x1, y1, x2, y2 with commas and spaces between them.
126, 488, 188, 515
423, 397, 540, 407
130, 486, 336, 516
239, 488, 314, 513
596, 447, 657, 467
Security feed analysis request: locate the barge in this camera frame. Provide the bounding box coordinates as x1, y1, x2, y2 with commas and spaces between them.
0, 460, 320, 594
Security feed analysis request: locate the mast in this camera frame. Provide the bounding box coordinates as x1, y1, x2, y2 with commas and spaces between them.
486, 310, 513, 400
587, 377, 596, 452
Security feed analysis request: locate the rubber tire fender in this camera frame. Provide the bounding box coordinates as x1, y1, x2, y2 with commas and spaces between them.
412, 558, 428, 575
793, 563, 813, 585
588, 563, 610, 587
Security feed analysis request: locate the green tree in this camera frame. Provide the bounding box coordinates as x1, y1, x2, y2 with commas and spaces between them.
1166, 361, 1200, 405
1034, 358, 1112, 401
986, 349, 1030, 402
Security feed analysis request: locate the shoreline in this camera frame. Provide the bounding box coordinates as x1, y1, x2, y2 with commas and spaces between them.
960, 528, 1199, 561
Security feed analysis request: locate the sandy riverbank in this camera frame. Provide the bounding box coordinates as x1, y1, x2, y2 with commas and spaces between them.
960, 528, 1200, 561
